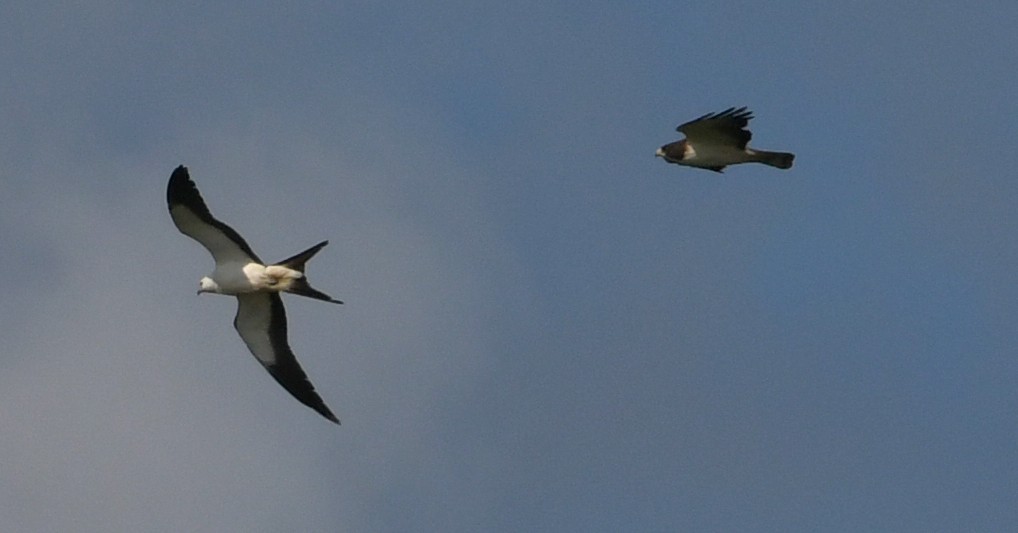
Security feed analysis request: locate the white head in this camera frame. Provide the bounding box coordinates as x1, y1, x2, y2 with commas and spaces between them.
197, 276, 220, 295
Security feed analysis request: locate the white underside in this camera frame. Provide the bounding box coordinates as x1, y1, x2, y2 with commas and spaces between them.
234, 292, 278, 365
683, 144, 756, 167
208, 262, 302, 294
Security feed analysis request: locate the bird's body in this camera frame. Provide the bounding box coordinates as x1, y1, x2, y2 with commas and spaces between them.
656, 107, 794, 172
202, 262, 303, 295
167, 165, 342, 424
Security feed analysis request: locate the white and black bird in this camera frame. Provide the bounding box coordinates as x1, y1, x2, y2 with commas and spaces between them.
656, 107, 794, 172
167, 165, 342, 424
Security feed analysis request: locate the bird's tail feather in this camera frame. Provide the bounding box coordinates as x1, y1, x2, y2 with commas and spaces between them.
277, 241, 329, 273
753, 150, 795, 169
274, 241, 343, 304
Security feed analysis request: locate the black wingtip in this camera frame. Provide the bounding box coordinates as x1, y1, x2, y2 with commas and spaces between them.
307, 401, 341, 425
266, 362, 342, 425
167, 165, 192, 207
169, 165, 189, 185
317, 404, 341, 424
315, 403, 341, 425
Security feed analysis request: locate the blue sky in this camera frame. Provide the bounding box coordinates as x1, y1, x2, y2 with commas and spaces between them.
2, 2, 1017, 531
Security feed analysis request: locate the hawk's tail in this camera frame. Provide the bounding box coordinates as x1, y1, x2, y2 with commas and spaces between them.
754, 150, 795, 169
275, 241, 343, 304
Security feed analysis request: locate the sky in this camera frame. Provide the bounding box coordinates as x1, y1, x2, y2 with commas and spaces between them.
2, 2, 1017, 531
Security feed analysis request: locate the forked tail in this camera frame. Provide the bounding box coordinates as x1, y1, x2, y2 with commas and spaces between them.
275, 241, 343, 304
754, 150, 795, 169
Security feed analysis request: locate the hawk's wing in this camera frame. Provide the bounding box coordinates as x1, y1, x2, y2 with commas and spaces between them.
676, 107, 753, 150
234, 292, 340, 424
167, 165, 262, 265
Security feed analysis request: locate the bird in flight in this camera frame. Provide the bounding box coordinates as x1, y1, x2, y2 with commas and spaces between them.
167, 165, 342, 424
656, 107, 794, 172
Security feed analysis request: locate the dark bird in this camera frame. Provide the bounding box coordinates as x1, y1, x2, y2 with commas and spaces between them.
656, 107, 794, 172
167, 165, 342, 424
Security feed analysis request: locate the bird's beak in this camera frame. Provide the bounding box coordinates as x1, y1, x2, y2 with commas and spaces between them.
196, 289, 203, 296
655, 147, 665, 158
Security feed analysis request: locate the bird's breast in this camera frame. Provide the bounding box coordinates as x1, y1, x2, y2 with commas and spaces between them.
682, 144, 752, 166
209, 262, 264, 294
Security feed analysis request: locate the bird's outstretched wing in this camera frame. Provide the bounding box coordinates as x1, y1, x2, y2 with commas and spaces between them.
676, 107, 753, 150
234, 292, 340, 424
167, 165, 261, 264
